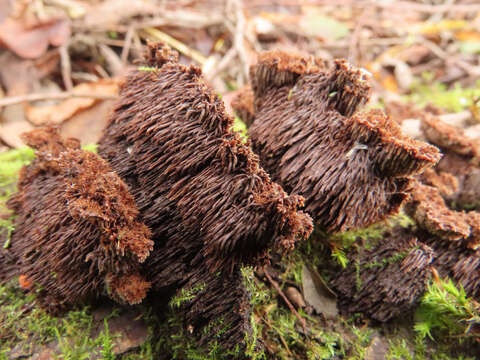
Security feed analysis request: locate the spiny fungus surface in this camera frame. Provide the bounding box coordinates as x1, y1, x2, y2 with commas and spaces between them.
231, 86, 255, 127
98, 42, 313, 353
331, 227, 434, 322
244, 51, 441, 233
4, 127, 152, 313
405, 180, 480, 299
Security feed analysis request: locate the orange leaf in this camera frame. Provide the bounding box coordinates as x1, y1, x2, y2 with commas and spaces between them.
0, 17, 70, 59
25, 79, 119, 126
19, 274, 33, 289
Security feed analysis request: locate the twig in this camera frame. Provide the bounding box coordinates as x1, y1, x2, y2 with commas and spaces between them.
264, 267, 307, 334
421, 37, 480, 77
247, 0, 480, 13
121, 26, 135, 64
59, 42, 73, 91
141, 27, 207, 65
229, 0, 249, 84
0, 92, 116, 108
99, 44, 124, 76
261, 317, 293, 356
205, 47, 237, 81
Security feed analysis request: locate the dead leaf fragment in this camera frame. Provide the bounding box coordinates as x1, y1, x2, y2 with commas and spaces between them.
0, 17, 71, 59
285, 287, 306, 309
0, 121, 34, 148
302, 265, 338, 318
26, 79, 119, 125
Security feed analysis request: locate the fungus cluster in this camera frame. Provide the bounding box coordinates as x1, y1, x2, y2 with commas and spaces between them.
234, 51, 441, 233
3, 127, 153, 313
328, 113, 480, 321
98, 43, 313, 352
331, 227, 434, 322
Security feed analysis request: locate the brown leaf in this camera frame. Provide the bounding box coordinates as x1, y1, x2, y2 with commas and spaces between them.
302, 265, 338, 318
60, 99, 115, 145
26, 79, 119, 126
0, 17, 70, 59
0, 120, 34, 148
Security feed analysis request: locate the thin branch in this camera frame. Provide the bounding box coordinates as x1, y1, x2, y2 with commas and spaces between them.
121, 26, 135, 64
141, 27, 207, 65
0, 92, 117, 108
264, 267, 307, 334
59, 42, 73, 91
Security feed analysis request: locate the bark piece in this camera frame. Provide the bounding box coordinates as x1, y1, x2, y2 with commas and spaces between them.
331, 227, 434, 322
98, 42, 313, 355
4, 127, 152, 313
248, 51, 441, 232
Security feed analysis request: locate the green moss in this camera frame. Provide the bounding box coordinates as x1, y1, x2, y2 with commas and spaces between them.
406, 74, 480, 113
414, 278, 480, 342
233, 116, 248, 140
169, 282, 206, 309
362, 248, 413, 270
0, 281, 97, 358
329, 212, 414, 267
387, 339, 413, 360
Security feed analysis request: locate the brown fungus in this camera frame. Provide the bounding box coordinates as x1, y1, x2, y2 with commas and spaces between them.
331, 227, 434, 322
98, 42, 313, 354
419, 114, 480, 210
405, 182, 472, 241
231, 86, 255, 127
404, 180, 480, 299
247, 51, 441, 232
4, 127, 152, 313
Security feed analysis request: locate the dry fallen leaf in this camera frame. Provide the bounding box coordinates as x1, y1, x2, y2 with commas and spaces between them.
0, 17, 70, 59
60, 99, 116, 144
26, 79, 119, 125
302, 265, 338, 318
19, 274, 33, 289
0, 120, 34, 148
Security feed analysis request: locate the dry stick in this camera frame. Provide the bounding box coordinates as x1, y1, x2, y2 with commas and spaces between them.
141, 27, 207, 65
59, 42, 73, 91
247, 0, 480, 13
121, 26, 135, 64
230, 0, 249, 84
263, 267, 307, 334
0, 92, 117, 108
261, 317, 293, 356
420, 37, 480, 77
205, 47, 237, 81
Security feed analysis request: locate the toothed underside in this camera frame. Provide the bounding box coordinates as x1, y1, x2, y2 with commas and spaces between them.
4, 127, 152, 313
98, 43, 312, 354
331, 227, 434, 322
247, 52, 440, 233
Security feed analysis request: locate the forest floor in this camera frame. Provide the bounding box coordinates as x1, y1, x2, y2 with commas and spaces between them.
1, 1, 480, 359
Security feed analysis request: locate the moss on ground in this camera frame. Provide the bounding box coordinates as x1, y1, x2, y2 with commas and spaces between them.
1, 143, 479, 359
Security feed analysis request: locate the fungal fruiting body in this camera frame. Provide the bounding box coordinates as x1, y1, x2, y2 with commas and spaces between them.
4, 127, 152, 313
240, 51, 440, 233
98, 43, 313, 354
420, 113, 480, 211
331, 227, 434, 322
